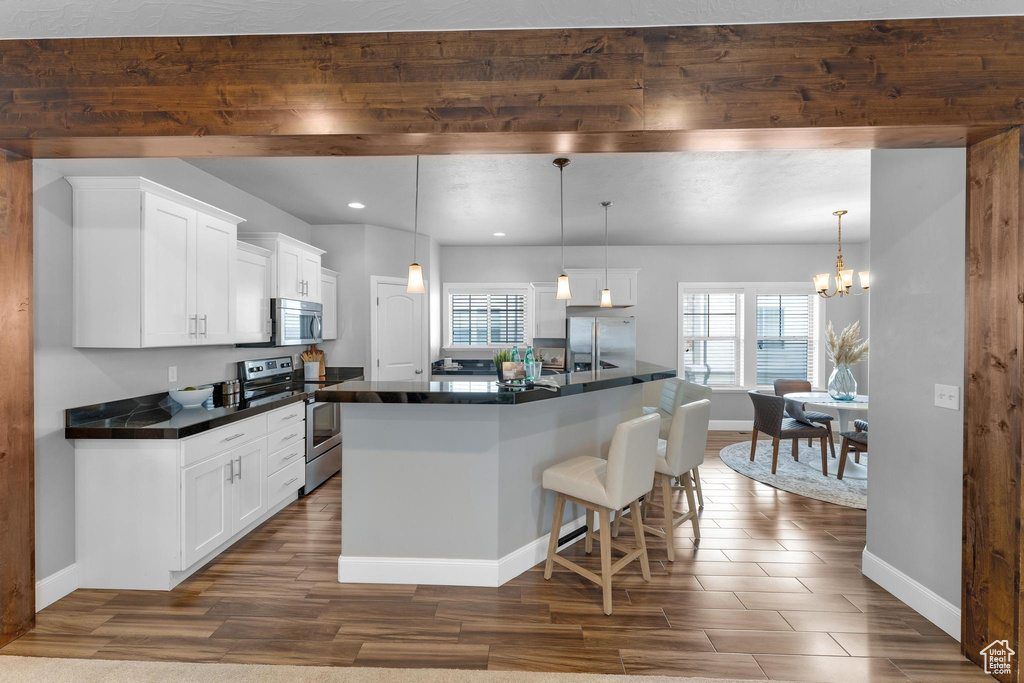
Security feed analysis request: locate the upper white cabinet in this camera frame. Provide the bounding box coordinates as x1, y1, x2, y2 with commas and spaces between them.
321, 268, 340, 341
236, 242, 272, 344
239, 233, 325, 304
563, 268, 639, 307
531, 282, 567, 339
68, 176, 244, 348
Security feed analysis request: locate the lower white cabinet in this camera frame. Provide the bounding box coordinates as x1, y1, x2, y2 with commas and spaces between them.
182, 451, 234, 569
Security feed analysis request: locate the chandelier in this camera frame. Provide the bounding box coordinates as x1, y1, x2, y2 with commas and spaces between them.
813, 210, 869, 298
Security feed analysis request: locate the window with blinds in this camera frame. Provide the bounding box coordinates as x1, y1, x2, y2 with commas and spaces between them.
755, 294, 816, 386
449, 292, 526, 346
681, 292, 742, 387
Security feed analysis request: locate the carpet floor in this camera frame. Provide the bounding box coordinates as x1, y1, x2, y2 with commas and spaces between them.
719, 440, 867, 509
0, 656, 791, 683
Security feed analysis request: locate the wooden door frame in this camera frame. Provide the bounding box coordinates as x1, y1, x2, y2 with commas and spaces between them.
368, 275, 429, 382
3, 16, 1024, 677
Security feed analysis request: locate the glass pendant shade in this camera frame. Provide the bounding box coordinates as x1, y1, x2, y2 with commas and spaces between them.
599, 288, 613, 307
406, 263, 425, 294
839, 269, 854, 289
858, 270, 871, 289
555, 274, 572, 300
813, 273, 830, 293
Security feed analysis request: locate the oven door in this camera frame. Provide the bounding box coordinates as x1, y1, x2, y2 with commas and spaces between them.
306, 400, 342, 460
273, 298, 323, 346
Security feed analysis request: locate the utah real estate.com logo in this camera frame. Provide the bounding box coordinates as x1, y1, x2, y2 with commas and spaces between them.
981, 639, 1015, 676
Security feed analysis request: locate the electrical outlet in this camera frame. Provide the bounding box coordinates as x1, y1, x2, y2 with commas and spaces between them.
934, 384, 960, 411
168, 366, 178, 383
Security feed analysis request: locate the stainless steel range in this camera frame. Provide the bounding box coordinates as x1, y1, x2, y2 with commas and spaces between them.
237, 356, 347, 495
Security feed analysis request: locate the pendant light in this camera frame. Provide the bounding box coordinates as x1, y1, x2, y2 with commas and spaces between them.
406, 155, 426, 294
553, 158, 572, 300
599, 201, 613, 307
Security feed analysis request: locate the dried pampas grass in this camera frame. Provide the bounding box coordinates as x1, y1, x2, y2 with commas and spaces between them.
826, 320, 869, 367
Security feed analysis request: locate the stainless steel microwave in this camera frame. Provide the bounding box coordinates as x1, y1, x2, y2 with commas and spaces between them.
260, 298, 323, 347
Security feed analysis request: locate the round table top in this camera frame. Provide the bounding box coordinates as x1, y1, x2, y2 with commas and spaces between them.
784, 391, 869, 411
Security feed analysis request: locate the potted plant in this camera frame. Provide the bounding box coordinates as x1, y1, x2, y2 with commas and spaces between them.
825, 320, 869, 401
493, 349, 513, 383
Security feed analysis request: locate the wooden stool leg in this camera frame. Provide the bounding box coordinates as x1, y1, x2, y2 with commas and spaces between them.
749, 429, 759, 461
682, 471, 700, 539
771, 438, 780, 474
660, 474, 675, 562
692, 467, 704, 508
585, 508, 594, 554
543, 494, 565, 580
792, 438, 799, 461
819, 436, 828, 476
629, 499, 651, 581
826, 423, 836, 458
611, 509, 622, 538
598, 508, 613, 615
837, 439, 850, 480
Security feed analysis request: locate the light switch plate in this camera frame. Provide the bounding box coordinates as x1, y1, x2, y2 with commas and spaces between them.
934, 384, 960, 410
168, 366, 177, 383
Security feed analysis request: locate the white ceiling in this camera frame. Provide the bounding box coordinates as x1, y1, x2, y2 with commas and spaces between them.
188, 151, 871, 246
2, 0, 1020, 39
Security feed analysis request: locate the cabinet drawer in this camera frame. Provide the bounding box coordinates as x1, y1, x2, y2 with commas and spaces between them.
268, 439, 305, 476
268, 424, 304, 454
267, 402, 305, 432
268, 459, 305, 508
183, 415, 267, 468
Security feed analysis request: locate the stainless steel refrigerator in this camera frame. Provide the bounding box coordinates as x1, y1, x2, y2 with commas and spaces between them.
567, 316, 636, 372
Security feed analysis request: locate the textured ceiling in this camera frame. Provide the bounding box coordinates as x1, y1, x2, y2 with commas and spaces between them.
2, 0, 1019, 38
188, 151, 871, 246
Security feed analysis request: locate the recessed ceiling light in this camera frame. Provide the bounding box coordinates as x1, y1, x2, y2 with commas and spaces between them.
492, 232, 506, 237
347, 202, 365, 209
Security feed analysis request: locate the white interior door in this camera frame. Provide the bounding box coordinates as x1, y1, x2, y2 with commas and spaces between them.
375, 280, 425, 381
195, 212, 237, 345
141, 193, 196, 347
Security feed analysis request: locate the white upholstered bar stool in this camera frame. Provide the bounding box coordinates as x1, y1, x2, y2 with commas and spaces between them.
643, 378, 711, 507
637, 398, 711, 562
542, 413, 661, 615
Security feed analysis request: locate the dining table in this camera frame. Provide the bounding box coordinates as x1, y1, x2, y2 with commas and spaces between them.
784, 391, 869, 480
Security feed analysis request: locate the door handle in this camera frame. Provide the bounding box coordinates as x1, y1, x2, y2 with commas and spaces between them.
200, 314, 208, 337
236, 456, 242, 480
225, 462, 234, 483
189, 315, 198, 337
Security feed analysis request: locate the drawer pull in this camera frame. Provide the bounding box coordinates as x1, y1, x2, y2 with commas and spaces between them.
284, 477, 298, 486
283, 453, 299, 462
223, 432, 245, 442
281, 414, 299, 420
284, 433, 299, 440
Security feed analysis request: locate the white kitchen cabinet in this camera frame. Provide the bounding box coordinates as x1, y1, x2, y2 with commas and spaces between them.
563, 268, 640, 307
236, 242, 272, 343
530, 282, 567, 339
321, 268, 340, 340
238, 233, 325, 303
182, 452, 233, 569
68, 176, 244, 348
230, 439, 269, 533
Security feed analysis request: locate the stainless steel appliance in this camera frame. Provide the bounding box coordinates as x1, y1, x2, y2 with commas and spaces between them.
238, 298, 323, 348
567, 316, 636, 372
238, 355, 349, 495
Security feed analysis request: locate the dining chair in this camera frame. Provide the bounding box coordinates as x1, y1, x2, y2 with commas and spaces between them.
838, 420, 868, 479
773, 379, 836, 458
748, 391, 830, 475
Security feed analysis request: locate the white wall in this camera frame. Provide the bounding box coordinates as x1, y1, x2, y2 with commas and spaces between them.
440, 243, 869, 421
33, 158, 316, 580
864, 149, 965, 620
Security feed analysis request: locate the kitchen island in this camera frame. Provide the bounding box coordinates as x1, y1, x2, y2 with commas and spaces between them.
315, 362, 675, 586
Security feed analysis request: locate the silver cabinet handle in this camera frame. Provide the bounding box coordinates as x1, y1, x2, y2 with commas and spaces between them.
415, 369, 423, 374
225, 462, 234, 483
284, 433, 299, 440
283, 452, 299, 462
284, 477, 298, 486
200, 315, 208, 337
189, 315, 198, 337
223, 432, 245, 442
281, 414, 298, 421
236, 456, 242, 480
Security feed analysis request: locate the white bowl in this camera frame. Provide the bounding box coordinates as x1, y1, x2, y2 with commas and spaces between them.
169, 386, 214, 408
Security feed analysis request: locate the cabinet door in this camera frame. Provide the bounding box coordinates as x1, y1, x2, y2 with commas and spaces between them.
195, 213, 237, 345
321, 271, 338, 340
532, 283, 566, 339
182, 453, 232, 568
569, 271, 603, 307
141, 193, 196, 347
277, 242, 304, 300
302, 250, 322, 302
607, 271, 638, 306
229, 440, 268, 534
236, 248, 271, 343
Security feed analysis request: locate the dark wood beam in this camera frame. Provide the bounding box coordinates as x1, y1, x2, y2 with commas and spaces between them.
0, 148, 34, 647
964, 126, 1024, 682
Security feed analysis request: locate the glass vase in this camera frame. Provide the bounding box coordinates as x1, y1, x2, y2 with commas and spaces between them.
828, 365, 857, 401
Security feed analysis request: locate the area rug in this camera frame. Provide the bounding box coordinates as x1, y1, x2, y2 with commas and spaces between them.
719, 440, 867, 509
0, 656, 792, 683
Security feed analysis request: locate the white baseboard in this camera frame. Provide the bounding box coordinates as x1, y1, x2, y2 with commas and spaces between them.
710, 420, 752, 431
36, 564, 79, 612
339, 515, 591, 587
862, 549, 960, 640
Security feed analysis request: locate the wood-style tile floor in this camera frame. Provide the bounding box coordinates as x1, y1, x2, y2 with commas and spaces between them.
1, 431, 989, 681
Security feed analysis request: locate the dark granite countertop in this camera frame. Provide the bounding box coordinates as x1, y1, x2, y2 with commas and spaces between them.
314, 362, 675, 406
65, 367, 364, 440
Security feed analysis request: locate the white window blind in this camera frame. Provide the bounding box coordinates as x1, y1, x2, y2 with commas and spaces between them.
450, 292, 526, 346
755, 294, 816, 387
681, 292, 742, 387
